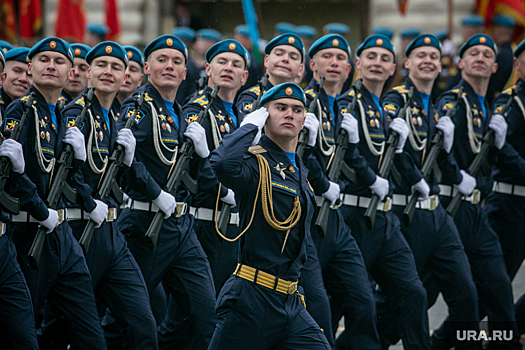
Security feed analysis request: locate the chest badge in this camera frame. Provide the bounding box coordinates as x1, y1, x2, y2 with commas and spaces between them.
366, 110, 375, 118
216, 114, 225, 122
224, 123, 230, 133
46, 131, 50, 142
95, 121, 101, 129
410, 107, 419, 115
275, 163, 286, 180
39, 119, 47, 128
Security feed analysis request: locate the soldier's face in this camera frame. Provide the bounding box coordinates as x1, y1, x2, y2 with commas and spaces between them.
145, 49, 187, 89
458, 45, 498, 80
265, 46, 304, 81
1, 61, 30, 99
28, 52, 73, 89
88, 56, 127, 94
310, 48, 351, 84
356, 47, 396, 83
406, 47, 442, 82
265, 98, 305, 141
205, 52, 248, 90
65, 57, 89, 95
513, 52, 525, 80
121, 61, 143, 94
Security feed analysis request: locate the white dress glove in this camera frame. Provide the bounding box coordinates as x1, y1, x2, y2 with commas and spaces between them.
303, 112, 319, 147
322, 181, 341, 206
0, 139, 25, 173
221, 189, 236, 207
435, 116, 455, 154
184, 122, 210, 158
454, 170, 476, 196
369, 176, 389, 201
389, 118, 409, 153
63, 127, 87, 161
86, 199, 108, 228
341, 113, 359, 144
39, 208, 60, 233
488, 114, 507, 150
116, 129, 136, 167
153, 190, 177, 219
240, 107, 269, 146
411, 178, 430, 201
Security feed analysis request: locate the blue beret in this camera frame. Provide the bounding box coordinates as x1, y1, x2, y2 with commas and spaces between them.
143, 35, 188, 63
433, 30, 448, 41
259, 82, 306, 106
400, 27, 421, 38
0, 41, 13, 54
87, 23, 109, 36
265, 33, 305, 62
70, 44, 90, 60
275, 22, 296, 34
323, 23, 350, 35
205, 39, 250, 68
309, 34, 351, 59
172, 27, 196, 41
492, 14, 516, 27
28, 37, 74, 64
462, 15, 484, 26
356, 34, 395, 58
86, 41, 128, 67
197, 29, 222, 42
514, 38, 525, 58
295, 25, 317, 39
372, 27, 394, 40
459, 34, 497, 58
5, 47, 30, 64
234, 24, 250, 36
405, 34, 442, 57
123, 45, 144, 67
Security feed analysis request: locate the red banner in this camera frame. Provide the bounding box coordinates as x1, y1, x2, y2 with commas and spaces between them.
105, 0, 120, 41
398, 0, 409, 15
0, 0, 16, 41
19, 0, 43, 40
477, 0, 525, 41
55, 0, 87, 42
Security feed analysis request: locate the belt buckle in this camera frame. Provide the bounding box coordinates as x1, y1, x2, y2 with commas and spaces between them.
382, 197, 392, 212
57, 209, 64, 224
107, 208, 116, 222
287, 281, 298, 295
176, 202, 187, 217
472, 190, 480, 204
429, 196, 437, 210
0, 222, 4, 236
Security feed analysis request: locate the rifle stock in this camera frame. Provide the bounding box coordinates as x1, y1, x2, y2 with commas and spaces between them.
28, 87, 95, 269
446, 82, 522, 218
314, 79, 361, 238
402, 87, 464, 226
0, 92, 36, 214
144, 85, 220, 250
364, 87, 414, 230
79, 92, 145, 253
296, 76, 325, 159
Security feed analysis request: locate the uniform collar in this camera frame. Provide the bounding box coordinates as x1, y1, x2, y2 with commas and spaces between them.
144, 82, 183, 123
457, 79, 488, 110
0, 87, 12, 106
259, 135, 309, 182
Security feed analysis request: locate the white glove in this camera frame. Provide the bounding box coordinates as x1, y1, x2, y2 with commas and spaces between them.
435, 116, 455, 154
221, 189, 236, 207
116, 129, 136, 167
39, 209, 60, 233
488, 114, 507, 150
63, 127, 86, 161
240, 107, 269, 130
369, 176, 389, 201
184, 122, 210, 158
153, 190, 176, 219
303, 112, 319, 147
322, 181, 340, 206
389, 118, 409, 153
86, 199, 108, 228
341, 113, 359, 144
454, 170, 476, 196
0, 139, 25, 173
411, 178, 430, 201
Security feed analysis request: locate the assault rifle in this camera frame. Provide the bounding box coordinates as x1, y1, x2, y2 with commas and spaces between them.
144, 85, 220, 250
28, 87, 95, 269
296, 76, 325, 158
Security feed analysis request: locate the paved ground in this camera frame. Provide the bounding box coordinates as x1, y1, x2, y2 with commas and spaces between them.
336, 264, 525, 349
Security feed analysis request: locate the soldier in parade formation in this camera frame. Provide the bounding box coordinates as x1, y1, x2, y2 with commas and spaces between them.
3, 13, 525, 350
